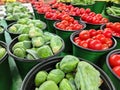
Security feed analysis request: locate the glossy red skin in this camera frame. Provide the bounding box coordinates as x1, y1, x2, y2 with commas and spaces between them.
109, 54, 120, 67
112, 66, 120, 77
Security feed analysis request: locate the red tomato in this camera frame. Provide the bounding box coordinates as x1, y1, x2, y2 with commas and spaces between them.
109, 54, 120, 67
103, 28, 112, 38
79, 40, 88, 48
85, 8, 91, 14
106, 22, 113, 28
79, 30, 90, 40
102, 44, 109, 50
96, 30, 103, 34
88, 40, 102, 50
96, 34, 106, 44
113, 66, 120, 77
105, 38, 113, 47
89, 29, 97, 37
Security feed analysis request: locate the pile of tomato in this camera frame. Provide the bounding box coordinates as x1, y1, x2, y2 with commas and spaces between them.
74, 29, 113, 50
55, 17, 83, 30
103, 22, 120, 37
109, 54, 120, 77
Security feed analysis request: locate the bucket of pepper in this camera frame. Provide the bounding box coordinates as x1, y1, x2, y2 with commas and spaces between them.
71, 0, 95, 11
102, 49, 120, 90
21, 55, 115, 90
70, 29, 116, 65
7, 31, 65, 79
54, 16, 86, 54
0, 25, 5, 42
0, 41, 12, 90
6, 18, 46, 39
100, 22, 120, 49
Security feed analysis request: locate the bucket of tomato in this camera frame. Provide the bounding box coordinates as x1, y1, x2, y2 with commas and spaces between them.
0, 41, 12, 90
44, 10, 62, 33
7, 31, 65, 79
0, 25, 5, 42
70, 29, 117, 65
54, 16, 86, 54
71, 0, 95, 11
80, 12, 109, 29
102, 49, 120, 90
93, 1, 107, 14
101, 22, 120, 49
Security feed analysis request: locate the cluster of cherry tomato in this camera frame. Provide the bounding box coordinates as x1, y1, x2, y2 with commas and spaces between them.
74, 29, 113, 50
104, 22, 120, 37
55, 17, 83, 30
109, 54, 120, 77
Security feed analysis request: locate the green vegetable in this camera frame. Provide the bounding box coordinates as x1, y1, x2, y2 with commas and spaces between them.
47, 69, 65, 84
18, 34, 30, 42
35, 71, 48, 87
23, 41, 31, 49
32, 37, 45, 48
29, 27, 43, 38
12, 42, 26, 51
26, 49, 39, 59
43, 32, 54, 42
69, 78, 77, 90
39, 81, 59, 90
50, 36, 63, 54
66, 73, 74, 79
59, 78, 72, 90
17, 18, 30, 24
13, 48, 26, 58
0, 27, 4, 33
9, 25, 18, 33
37, 45, 53, 58
75, 61, 101, 90
60, 55, 79, 73
35, 88, 39, 90
26, 54, 35, 60
71, 0, 95, 5
0, 47, 6, 59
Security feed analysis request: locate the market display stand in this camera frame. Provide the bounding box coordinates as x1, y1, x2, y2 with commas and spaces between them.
0, 20, 22, 90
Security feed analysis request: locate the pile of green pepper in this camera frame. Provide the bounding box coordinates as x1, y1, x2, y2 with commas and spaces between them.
5, 2, 32, 21
12, 31, 64, 59
106, 6, 120, 17
34, 55, 102, 90
71, 0, 95, 5
0, 26, 4, 33
0, 45, 6, 60
8, 18, 46, 34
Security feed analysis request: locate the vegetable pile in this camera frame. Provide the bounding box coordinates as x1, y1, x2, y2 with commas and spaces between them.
5, 2, 32, 21
106, 6, 120, 17
74, 29, 113, 50
109, 53, 120, 77
12, 31, 64, 59
0, 45, 6, 60
0, 26, 4, 33
8, 18, 46, 34
103, 22, 120, 37
55, 19, 84, 30
71, 0, 95, 5
34, 55, 102, 90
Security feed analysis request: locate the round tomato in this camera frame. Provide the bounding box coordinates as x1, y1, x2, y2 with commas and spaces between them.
79, 30, 90, 40
112, 66, 120, 77
89, 29, 97, 37
79, 40, 88, 48
103, 28, 112, 38
88, 40, 102, 50
109, 54, 120, 67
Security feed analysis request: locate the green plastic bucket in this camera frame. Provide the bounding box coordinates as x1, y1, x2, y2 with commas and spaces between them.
0, 25, 5, 42
0, 41, 12, 90
45, 17, 57, 33
102, 49, 120, 90
21, 57, 115, 90
33, 8, 40, 19
70, 31, 117, 65
94, 1, 107, 14
8, 36, 65, 79
54, 21, 86, 54
101, 24, 120, 49
38, 13, 46, 23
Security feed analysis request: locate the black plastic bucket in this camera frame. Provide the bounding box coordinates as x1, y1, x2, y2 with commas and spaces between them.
0, 41, 12, 90
102, 49, 120, 90
70, 31, 117, 65
21, 57, 115, 90
0, 25, 5, 42
7, 36, 65, 79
